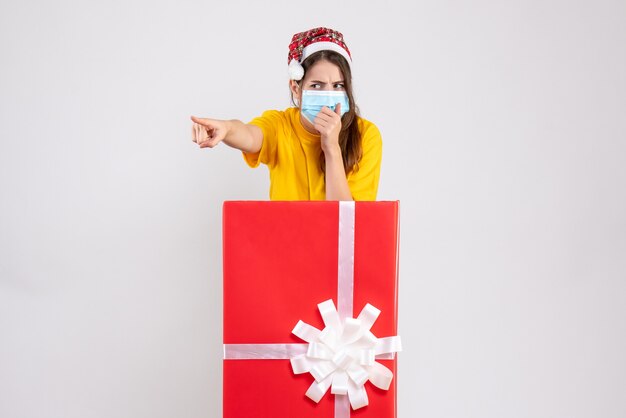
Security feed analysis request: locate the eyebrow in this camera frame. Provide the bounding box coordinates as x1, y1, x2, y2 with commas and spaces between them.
309, 80, 345, 84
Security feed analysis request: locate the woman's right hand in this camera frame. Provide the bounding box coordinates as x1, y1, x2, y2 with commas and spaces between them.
190, 116, 230, 148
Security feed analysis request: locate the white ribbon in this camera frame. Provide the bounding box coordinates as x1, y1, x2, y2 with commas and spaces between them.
223, 201, 402, 417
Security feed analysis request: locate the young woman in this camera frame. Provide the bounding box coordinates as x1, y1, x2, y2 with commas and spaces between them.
190, 27, 382, 201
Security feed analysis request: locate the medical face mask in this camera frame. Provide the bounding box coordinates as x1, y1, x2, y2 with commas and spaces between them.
300, 90, 350, 124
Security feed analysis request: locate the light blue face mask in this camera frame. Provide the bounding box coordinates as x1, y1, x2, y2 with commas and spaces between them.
300, 90, 350, 124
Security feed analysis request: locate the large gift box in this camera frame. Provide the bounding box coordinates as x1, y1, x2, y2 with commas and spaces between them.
222, 201, 401, 418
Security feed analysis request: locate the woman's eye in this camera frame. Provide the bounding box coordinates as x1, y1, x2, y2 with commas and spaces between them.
310, 84, 321, 89
334, 84, 345, 89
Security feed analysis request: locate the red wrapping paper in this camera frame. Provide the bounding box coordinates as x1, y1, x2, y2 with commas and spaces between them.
223, 201, 400, 417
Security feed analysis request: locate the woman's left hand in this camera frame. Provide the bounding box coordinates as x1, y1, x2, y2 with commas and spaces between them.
313, 103, 342, 153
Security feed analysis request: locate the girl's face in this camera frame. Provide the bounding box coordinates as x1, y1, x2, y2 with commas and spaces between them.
290, 59, 346, 133
290, 59, 346, 105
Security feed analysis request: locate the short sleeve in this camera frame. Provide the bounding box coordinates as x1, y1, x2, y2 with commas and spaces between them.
347, 123, 383, 201
242, 110, 283, 168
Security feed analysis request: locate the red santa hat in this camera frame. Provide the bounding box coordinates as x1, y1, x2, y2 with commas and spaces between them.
287, 27, 352, 81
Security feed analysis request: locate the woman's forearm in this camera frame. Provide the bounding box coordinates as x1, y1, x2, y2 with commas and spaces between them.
223, 120, 263, 154
324, 146, 353, 201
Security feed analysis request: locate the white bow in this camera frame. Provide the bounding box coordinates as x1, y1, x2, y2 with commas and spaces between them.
290, 299, 402, 410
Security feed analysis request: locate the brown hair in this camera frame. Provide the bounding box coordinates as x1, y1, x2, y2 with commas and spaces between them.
290, 50, 362, 176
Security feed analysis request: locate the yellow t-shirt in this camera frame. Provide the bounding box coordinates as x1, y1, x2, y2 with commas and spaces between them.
242, 107, 382, 201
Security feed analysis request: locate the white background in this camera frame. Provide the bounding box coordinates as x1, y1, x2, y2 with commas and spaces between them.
1, 0, 625, 417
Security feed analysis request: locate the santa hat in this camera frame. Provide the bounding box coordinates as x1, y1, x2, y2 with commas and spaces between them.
287, 27, 352, 81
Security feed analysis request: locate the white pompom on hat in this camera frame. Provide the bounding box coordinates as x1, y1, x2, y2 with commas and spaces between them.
287, 27, 352, 81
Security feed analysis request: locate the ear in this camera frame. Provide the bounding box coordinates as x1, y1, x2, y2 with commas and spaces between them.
289, 80, 301, 105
